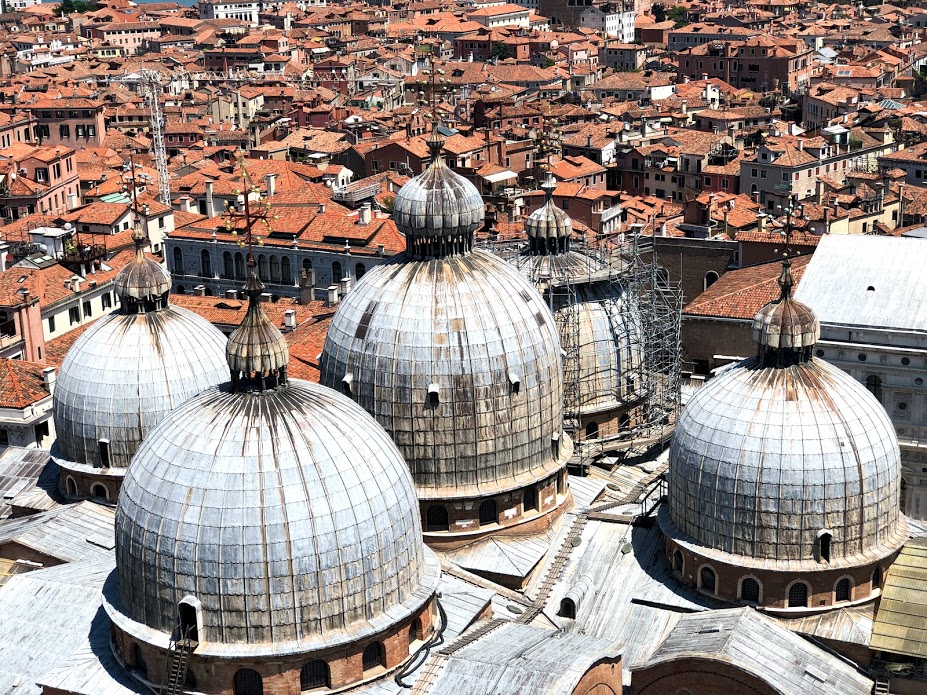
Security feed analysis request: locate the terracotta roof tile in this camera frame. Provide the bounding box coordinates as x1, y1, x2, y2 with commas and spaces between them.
0, 359, 49, 409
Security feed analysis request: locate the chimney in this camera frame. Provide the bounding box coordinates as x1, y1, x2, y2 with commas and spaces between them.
340, 276, 352, 296
683, 75, 690, 84
70, 277, 80, 292
681, 100, 687, 115
225, 289, 237, 298
758, 214, 766, 233
702, 73, 709, 82
815, 179, 823, 205
42, 367, 56, 394
284, 309, 296, 329
67, 192, 78, 210
659, 221, 667, 236
319, 203, 326, 213
377, 244, 385, 256
326, 285, 340, 306
797, 139, 804, 151
204, 180, 216, 218
358, 203, 372, 225
587, 133, 593, 148
264, 173, 277, 198
260, 292, 272, 303
194, 284, 206, 296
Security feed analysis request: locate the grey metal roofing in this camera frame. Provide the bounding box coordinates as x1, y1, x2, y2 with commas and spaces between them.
113, 377, 440, 655
428, 622, 621, 695
794, 234, 927, 332
636, 607, 873, 695
667, 354, 907, 563
52, 305, 229, 468
391, 144, 485, 242
0, 446, 57, 519
870, 538, 927, 658
442, 528, 554, 581
525, 197, 572, 241
0, 558, 123, 695
320, 249, 569, 500
0, 501, 115, 563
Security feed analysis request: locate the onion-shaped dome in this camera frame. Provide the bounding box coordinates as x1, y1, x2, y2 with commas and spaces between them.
525, 175, 572, 255
52, 230, 228, 468
391, 128, 485, 258
666, 259, 906, 564
751, 259, 820, 364
111, 263, 439, 653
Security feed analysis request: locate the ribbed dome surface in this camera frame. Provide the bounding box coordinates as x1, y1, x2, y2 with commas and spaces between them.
53, 307, 228, 468
226, 275, 289, 378
391, 152, 484, 241
667, 356, 906, 562
115, 379, 439, 651
752, 295, 820, 350
319, 250, 567, 500
114, 251, 171, 303
525, 199, 572, 241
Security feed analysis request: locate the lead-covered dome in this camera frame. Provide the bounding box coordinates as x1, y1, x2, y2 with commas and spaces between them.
110, 264, 439, 653
53, 231, 227, 469
667, 260, 906, 564
320, 250, 567, 499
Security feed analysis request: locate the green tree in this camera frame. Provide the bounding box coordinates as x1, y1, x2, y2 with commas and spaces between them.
488, 42, 512, 61
667, 6, 688, 27
652, 3, 666, 22
54, 0, 99, 16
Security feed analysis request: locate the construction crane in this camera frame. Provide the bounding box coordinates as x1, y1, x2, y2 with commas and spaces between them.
139, 69, 172, 207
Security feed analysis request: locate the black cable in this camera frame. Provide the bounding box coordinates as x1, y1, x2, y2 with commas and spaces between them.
395, 598, 448, 688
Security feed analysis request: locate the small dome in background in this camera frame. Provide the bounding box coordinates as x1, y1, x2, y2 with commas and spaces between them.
752, 259, 820, 358
525, 175, 572, 253
113, 226, 171, 311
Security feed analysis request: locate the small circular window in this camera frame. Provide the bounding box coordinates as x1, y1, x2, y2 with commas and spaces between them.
815, 349, 824, 357
917, 378, 924, 386
902, 357, 911, 366
858, 354, 867, 362
899, 403, 908, 411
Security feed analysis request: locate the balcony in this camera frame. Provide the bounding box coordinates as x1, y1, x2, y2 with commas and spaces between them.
332, 180, 382, 206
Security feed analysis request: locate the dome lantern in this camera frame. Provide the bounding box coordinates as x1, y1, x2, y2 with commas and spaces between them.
751, 258, 820, 367
225, 257, 289, 392
391, 122, 485, 260
525, 174, 572, 256
113, 225, 171, 313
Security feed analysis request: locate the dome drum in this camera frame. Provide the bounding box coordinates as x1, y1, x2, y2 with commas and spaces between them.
661, 516, 899, 614
107, 589, 437, 694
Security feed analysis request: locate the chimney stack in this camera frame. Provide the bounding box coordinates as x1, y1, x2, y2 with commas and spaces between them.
67, 192, 78, 210
204, 180, 216, 218
194, 284, 206, 296
340, 276, 352, 297
284, 309, 296, 329
681, 100, 687, 115
815, 179, 823, 205
326, 285, 340, 306
42, 367, 56, 394
264, 173, 277, 198
70, 277, 80, 292
797, 139, 804, 151
300, 268, 316, 304
358, 203, 372, 225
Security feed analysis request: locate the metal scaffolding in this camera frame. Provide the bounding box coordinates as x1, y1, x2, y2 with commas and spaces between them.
482, 224, 683, 467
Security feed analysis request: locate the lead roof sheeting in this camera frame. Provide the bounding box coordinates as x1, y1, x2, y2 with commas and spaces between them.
320, 250, 567, 500
667, 355, 904, 562
115, 378, 439, 651
871, 539, 927, 658
794, 234, 927, 331
53, 305, 228, 468
0, 501, 115, 563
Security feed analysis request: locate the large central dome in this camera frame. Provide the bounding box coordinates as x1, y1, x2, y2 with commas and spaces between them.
320, 128, 570, 513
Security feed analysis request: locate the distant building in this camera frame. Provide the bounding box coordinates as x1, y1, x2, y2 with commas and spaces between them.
197, 0, 261, 26
579, 3, 635, 43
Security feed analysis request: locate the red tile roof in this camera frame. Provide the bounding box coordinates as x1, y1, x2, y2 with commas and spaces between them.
0, 359, 49, 409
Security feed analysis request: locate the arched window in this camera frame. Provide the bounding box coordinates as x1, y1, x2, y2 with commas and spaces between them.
619, 413, 631, 428
91, 483, 108, 501
281, 256, 292, 284
270, 255, 281, 283
223, 251, 233, 278
332, 261, 343, 284
257, 254, 269, 282
866, 375, 883, 403
585, 421, 599, 439
672, 550, 684, 573
302, 258, 313, 271
523, 486, 537, 512
741, 577, 760, 604
200, 249, 212, 277
131, 643, 147, 676
178, 601, 198, 642
176, 285, 186, 295
300, 660, 329, 690
172, 247, 183, 274
788, 581, 808, 608
872, 566, 883, 590
835, 578, 851, 602
704, 270, 719, 290
700, 566, 716, 593
362, 642, 385, 672
233, 668, 263, 695
557, 472, 566, 496
425, 505, 449, 532
819, 531, 832, 563
355, 262, 366, 279
478, 499, 497, 526
234, 252, 245, 279
65, 477, 77, 497
558, 597, 576, 619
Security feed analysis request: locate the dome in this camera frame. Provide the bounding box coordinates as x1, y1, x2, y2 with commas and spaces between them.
525, 176, 572, 251
320, 249, 568, 500
53, 232, 228, 469
752, 259, 819, 355
391, 128, 485, 256
112, 378, 439, 652
113, 227, 171, 309
667, 260, 906, 565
